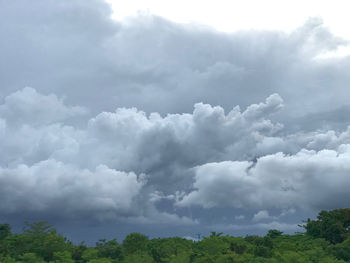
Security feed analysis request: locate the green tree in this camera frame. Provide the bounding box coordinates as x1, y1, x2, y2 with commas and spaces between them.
245, 236, 273, 258
266, 230, 283, 239
72, 241, 87, 262
9, 221, 73, 261
0, 224, 11, 240
122, 252, 155, 263
301, 208, 350, 244
227, 237, 248, 255
51, 250, 74, 263
190, 235, 230, 263
82, 247, 99, 262
330, 236, 350, 261
122, 233, 149, 255
148, 237, 192, 263
209, 232, 223, 238
0, 224, 12, 257
19, 252, 45, 263
0, 254, 16, 263
96, 238, 122, 260
88, 258, 113, 263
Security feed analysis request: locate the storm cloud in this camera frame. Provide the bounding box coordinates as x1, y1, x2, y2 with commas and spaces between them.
1, 0, 350, 240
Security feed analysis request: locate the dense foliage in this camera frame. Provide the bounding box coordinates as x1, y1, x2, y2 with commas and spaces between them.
301, 208, 350, 244
1, 209, 350, 262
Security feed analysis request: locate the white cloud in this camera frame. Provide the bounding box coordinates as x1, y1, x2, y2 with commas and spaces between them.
252, 210, 271, 222
183, 236, 200, 242
0, 160, 144, 219
0, 87, 87, 126
178, 147, 350, 212
107, 0, 350, 44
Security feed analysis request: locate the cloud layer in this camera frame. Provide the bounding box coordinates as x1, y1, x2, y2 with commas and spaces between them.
1, 0, 350, 123
1, 87, 350, 231
1, 0, 350, 238
0, 88, 286, 221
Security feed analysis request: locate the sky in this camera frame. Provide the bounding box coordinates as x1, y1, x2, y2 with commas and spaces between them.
107, 0, 350, 58
1, 0, 350, 243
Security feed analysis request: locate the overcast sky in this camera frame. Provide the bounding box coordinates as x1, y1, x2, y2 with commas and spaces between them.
1, 0, 350, 243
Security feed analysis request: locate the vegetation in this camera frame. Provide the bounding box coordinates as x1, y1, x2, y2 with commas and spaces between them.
1, 209, 350, 262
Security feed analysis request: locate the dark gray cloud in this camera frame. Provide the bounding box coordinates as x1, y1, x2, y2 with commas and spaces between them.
1, 87, 350, 237
1, 0, 350, 120
1, 0, 350, 241
0, 89, 286, 218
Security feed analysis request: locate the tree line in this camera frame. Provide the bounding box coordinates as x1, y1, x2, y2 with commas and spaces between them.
0, 208, 350, 262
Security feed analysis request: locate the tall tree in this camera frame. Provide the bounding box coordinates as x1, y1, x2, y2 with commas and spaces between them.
301, 208, 350, 244
0, 224, 11, 240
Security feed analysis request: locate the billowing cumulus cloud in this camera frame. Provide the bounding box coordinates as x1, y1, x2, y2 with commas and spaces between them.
1, 0, 350, 239
1, 88, 285, 189
84, 93, 284, 189
2, 86, 350, 234
0, 88, 284, 224
0, 160, 144, 218
177, 146, 350, 212
0, 87, 87, 126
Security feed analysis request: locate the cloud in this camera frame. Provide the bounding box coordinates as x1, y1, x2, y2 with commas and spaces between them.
0, 87, 87, 126
2, 85, 350, 232
0, 118, 6, 137
0, 87, 285, 223
2, 87, 350, 225
1, 0, 350, 238
253, 210, 272, 222
0, 160, 144, 219
177, 147, 350, 212
36, 91, 285, 188
235, 215, 245, 220
1, 0, 350, 124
